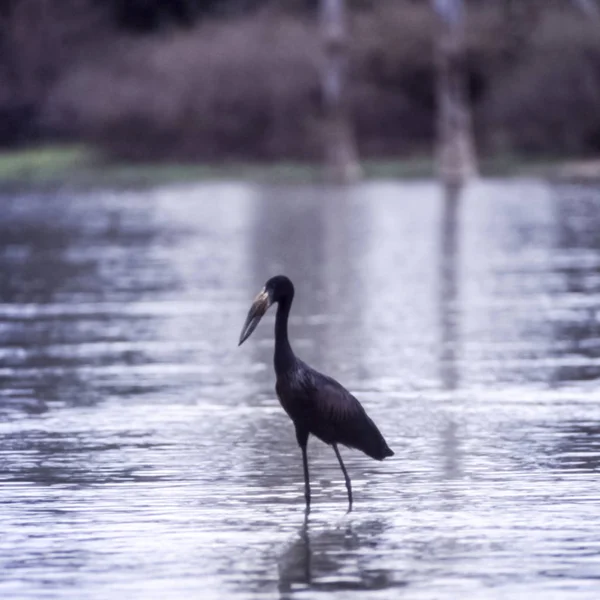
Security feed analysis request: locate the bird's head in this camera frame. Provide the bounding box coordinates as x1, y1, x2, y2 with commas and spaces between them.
238, 275, 294, 346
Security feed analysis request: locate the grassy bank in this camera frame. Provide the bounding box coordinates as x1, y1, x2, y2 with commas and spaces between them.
1, 145, 592, 193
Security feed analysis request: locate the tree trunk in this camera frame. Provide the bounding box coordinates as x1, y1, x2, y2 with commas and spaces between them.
572, 0, 600, 19
432, 0, 477, 186
319, 0, 361, 184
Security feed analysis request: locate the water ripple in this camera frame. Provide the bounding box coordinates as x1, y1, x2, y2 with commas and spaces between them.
1, 181, 600, 599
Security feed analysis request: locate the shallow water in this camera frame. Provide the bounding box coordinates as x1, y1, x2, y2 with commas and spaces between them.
1, 179, 600, 599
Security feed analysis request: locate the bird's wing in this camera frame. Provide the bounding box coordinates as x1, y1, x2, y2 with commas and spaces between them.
311, 376, 367, 422
301, 367, 391, 459
302, 371, 368, 432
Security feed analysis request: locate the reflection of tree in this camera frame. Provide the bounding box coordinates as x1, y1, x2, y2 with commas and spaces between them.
248, 186, 368, 373
550, 185, 600, 384
547, 421, 600, 473
277, 515, 401, 598
247, 188, 326, 374
437, 184, 463, 493
244, 187, 370, 495
242, 188, 331, 496
438, 183, 461, 391
320, 188, 368, 381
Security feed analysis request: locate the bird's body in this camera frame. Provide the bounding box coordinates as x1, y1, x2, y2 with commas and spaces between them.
275, 360, 393, 461
239, 275, 393, 509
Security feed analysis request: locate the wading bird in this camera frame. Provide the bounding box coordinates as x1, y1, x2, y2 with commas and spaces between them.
238, 275, 393, 510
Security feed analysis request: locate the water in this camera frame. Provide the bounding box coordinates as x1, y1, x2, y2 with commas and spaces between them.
0, 179, 599, 599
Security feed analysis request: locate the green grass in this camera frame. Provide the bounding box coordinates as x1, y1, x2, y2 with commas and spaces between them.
0, 145, 325, 190
0, 144, 593, 192
0, 145, 91, 183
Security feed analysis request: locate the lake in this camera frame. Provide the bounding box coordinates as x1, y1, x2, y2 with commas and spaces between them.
0, 179, 599, 599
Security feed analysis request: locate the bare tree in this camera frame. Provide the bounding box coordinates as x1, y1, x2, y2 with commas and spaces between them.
431, 0, 477, 186
572, 0, 600, 19
319, 0, 361, 184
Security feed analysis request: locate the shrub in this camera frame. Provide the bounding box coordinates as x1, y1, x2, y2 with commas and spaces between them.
44, 12, 321, 161
15, 1, 600, 161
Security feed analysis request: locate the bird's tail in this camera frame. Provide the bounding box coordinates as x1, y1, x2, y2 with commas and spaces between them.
368, 441, 394, 461
382, 445, 394, 459
351, 415, 394, 461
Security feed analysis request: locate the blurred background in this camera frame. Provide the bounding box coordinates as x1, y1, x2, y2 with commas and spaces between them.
1, 0, 600, 183
2, 2, 600, 600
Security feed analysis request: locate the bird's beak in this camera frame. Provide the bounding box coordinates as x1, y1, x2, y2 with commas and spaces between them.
238, 288, 272, 346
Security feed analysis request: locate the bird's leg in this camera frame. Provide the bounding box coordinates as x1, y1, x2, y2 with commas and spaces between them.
296, 427, 311, 509
301, 444, 311, 509
333, 444, 353, 511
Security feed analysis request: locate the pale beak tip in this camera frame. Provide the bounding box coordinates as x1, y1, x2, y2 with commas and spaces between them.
238, 288, 270, 348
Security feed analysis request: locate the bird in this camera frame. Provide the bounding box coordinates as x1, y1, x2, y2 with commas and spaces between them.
238, 275, 393, 510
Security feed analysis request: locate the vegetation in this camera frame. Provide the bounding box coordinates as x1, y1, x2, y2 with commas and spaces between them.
1, 1, 600, 169
0, 144, 575, 193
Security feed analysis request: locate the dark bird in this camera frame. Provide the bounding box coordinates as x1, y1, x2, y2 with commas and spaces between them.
238, 275, 393, 510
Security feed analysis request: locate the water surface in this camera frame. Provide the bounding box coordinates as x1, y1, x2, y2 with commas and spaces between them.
1, 179, 600, 599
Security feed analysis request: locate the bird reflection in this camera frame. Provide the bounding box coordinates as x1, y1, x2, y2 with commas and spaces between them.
277, 514, 399, 598
439, 182, 462, 390
278, 510, 312, 590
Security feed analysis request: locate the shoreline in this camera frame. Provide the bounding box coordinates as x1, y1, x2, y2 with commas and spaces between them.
0, 145, 598, 193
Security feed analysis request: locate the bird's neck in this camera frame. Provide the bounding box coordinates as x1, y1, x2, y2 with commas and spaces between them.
274, 295, 295, 374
